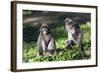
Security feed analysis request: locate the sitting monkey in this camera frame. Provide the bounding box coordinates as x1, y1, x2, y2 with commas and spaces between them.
37, 24, 56, 56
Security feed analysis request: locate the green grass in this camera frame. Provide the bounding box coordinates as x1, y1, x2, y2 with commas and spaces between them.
23, 24, 91, 63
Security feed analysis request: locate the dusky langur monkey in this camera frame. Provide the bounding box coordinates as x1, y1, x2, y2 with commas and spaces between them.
64, 18, 84, 56
37, 24, 56, 56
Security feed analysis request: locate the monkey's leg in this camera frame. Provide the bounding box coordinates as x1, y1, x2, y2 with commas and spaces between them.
41, 40, 47, 56
66, 41, 72, 49
37, 34, 44, 56
75, 37, 84, 59
66, 32, 74, 49
47, 39, 56, 55
37, 42, 43, 56
39, 48, 43, 56
66, 40, 75, 49
76, 42, 84, 59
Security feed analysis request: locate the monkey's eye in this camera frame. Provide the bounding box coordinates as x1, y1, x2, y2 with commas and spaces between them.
42, 28, 48, 32
44, 28, 47, 31
69, 21, 73, 24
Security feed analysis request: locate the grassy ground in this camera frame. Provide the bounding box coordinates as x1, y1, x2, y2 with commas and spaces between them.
23, 24, 91, 63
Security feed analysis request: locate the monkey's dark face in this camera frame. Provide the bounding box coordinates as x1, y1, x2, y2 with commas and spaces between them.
41, 27, 49, 34
64, 18, 73, 26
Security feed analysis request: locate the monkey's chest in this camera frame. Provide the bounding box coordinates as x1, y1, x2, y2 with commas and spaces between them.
68, 33, 73, 40
67, 27, 75, 34
43, 35, 51, 44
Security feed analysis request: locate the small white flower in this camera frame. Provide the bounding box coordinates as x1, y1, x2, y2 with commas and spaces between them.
28, 59, 33, 62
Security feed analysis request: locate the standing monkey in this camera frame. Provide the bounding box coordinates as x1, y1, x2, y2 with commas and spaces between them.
37, 24, 56, 56
64, 18, 84, 56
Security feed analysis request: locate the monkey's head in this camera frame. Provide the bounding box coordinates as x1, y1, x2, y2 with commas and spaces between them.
64, 18, 80, 30
64, 18, 74, 26
40, 26, 50, 35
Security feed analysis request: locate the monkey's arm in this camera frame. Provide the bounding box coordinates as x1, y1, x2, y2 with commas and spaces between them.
37, 33, 47, 56
74, 30, 83, 45
37, 33, 43, 49
47, 38, 56, 55
47, 38, 56, 50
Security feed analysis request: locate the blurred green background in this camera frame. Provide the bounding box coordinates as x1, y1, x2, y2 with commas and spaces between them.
23, 10, 91, 63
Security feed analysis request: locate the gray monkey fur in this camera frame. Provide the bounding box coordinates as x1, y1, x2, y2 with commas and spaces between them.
37, 24, 56, 56
64, 18, 84, 53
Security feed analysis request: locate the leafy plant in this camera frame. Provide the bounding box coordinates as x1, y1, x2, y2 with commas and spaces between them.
23, 24, 91, 63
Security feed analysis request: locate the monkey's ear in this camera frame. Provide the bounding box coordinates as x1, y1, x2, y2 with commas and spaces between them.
74, 22, 80, 29
64, 18, 68, 23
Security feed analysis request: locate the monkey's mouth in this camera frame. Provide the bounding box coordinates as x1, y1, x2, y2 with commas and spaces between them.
65, 23, 70, 26
43, 31, 47, 34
